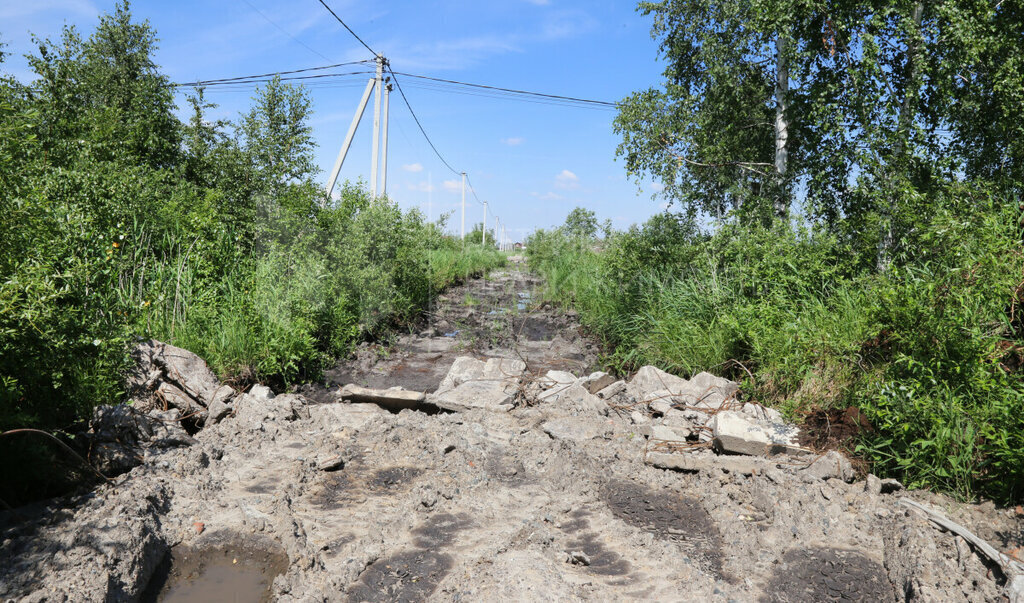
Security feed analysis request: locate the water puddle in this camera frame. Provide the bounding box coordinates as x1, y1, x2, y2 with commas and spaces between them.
143, 540, 287, 603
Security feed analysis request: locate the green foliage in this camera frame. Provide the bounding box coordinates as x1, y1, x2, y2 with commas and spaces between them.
528, 194, 1024, 503
0, 5, 505, 450
563, 207, 599, 240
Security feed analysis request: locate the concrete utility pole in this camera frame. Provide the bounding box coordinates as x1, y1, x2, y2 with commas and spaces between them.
460, 173, 466, 244
482, 202, 488, 247
325, 77, 376, 199
380, 82, 391, 197
495, 216, 500, 250
370, 54, 384, 198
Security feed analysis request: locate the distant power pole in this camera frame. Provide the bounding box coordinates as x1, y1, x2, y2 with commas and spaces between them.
495, 216, 500, 250
482, 201, 488, 247
380, 81, 391, 197
460, 172, 466, 245
370, 54, 384, 198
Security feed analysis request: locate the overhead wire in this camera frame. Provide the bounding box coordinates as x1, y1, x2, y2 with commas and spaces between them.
172, 62, 373, 87
390, 71, 618, 108
315, 0, 377, 57
387, 68, 462, 177
239, 0, 334, 63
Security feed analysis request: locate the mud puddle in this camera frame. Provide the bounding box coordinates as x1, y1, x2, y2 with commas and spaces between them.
143, 540, 287, 603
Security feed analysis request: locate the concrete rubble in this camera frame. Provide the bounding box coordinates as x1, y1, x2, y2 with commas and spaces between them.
2, 268, 1019, 602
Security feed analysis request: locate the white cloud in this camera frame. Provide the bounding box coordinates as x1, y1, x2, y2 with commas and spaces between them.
407, 181, 435, 192
651, 181, 665, 193
531, 191, 563, 201
402, 162, 424, 172
442, 179, 462, 193
554, 169, 579, 190
501, 137, 525, 146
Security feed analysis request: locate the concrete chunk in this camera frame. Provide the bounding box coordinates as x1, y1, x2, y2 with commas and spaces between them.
340, 384, 426, 412
482, 357, 527, 381
437, 356, 486, 393
580, 372, 617, 395
538, 382, 608, 415
542, 417, 611, 441
649, 424, 689, 443
802, 450, 855, 482
594, 380, 627, 400
711, 410, 807, 456
431, 380, 514, 413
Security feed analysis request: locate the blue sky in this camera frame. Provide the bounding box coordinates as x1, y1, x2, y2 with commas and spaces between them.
1, 0, 669, 241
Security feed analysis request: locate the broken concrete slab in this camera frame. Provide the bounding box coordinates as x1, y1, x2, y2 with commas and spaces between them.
155, 381, 207, 419
711, 410, 808, 456
541, 417, 611, 441
340, 384, 426, 412
645, 451, 769, 476
802, 450, 855, 482
741, 402, 783, 423
537, 382, 608, 415
649, 424, 689, 443
579, 372, 617, 395
128, 339, 222, 408
437, 356, 487, 393
206, 385, 235, 423
628, 365, 739, 410
594, 380, 627, 400
539, 370, 577, 390
430, 381, 514, 413
650, 398, 673, 415
482, 357, 527, 381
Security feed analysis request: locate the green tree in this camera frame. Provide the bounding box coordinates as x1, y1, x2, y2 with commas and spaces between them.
563, 206, 598, 240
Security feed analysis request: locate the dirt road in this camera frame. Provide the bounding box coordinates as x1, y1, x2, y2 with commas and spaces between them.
1, 264, 1021, 602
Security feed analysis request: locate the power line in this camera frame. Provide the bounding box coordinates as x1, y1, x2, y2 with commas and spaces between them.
390, 71, 618, 108
239, 0, 333, 63
172, 61, 371, 87
173, 69, 374, 88
315, 0, 377, 57
388, 68, 461, 177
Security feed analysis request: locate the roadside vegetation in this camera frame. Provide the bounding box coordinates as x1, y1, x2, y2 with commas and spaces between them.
0, 3, 503, 500
530, 1, 1024, 504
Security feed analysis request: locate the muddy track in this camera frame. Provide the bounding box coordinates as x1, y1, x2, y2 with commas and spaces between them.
1, 264, 1022, 602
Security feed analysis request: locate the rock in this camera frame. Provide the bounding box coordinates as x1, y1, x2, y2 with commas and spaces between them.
865, 474, 882, 495
437, 356, 486, 393
630, 411, 650, 426
690, 371, 740, 398
711, 410, 806, 456
650, 399, 673, 415
340, 384, 426, 412
539, 370, 577, 390
741, 402, 782, 423
538, 382, 608, 415
567, 551, 591, 566
206, 385, 235, 423
156, 381, 206, 419
249, 384, 275, 401
317, 455, 344, 471
146, 409, 194, 446
629, 366, 739, 410
645, 451, 768, 476
803, 451, 855, 482
128, 339, 221, 408
579, 372, 616, 395
482, 357, 527, 381
542, 417, 610, 441
881, 478, 904, 494
630, 366, 689, 396
594, 380, 627, 400
649, 424, 689, 444
431, 381, 514, 413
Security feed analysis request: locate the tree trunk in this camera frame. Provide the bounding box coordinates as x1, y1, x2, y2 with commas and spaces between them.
773, 34, 790, 219
876, 2, 924, 272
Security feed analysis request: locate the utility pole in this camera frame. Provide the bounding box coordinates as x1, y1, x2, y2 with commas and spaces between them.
460, 173, 466, 245
380, 81, 391, 197
495, 216, 500, 250
370, 54, 384, 198
325, 78, 376, 199
482, 202, 488, 247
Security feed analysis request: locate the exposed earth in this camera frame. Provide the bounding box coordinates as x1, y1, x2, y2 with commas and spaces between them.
2, 262, 1023, 602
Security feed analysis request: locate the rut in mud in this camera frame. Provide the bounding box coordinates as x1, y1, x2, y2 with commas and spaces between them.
1, 262, 1022, 602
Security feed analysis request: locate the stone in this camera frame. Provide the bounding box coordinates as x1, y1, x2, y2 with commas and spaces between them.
690, 371, 740, 398
630, 411, 650, 426
206, 385, 235, 423
742, 402, 783, 423
539, 370, 577, 390
340, 384, 426, 412
538, 382, 608, 415
146, 409, 194, 447
567, 551, 591, 566
482, 357, 527, 381
630, 365, 689, 396
650, 399, 673, 415
649, 424, 688, 443
579, 372, 616, 395
628, 366, 739, 410
156, 381, 206, 418
541, 417, 610, 441
249, 384, 275, 401
711, 410, 807, 456
865, 473, 882, 495
594, 380, 627, 400
437, 356, 486, 393
803, 451, 855, 482
645, 451, 768, 476
880, 478, 904, 494
431, 381, 514, 413
128, 339, 222, 407
317, 455, 344, 471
